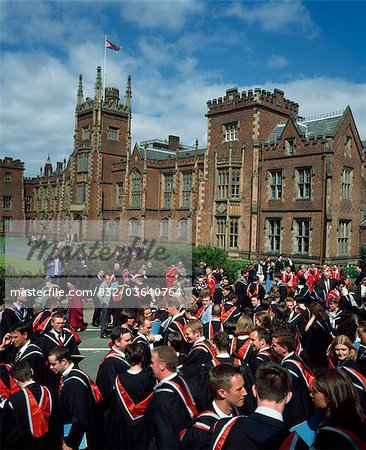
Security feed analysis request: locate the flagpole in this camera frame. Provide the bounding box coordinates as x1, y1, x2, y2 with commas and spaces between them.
103, 35, 107, 97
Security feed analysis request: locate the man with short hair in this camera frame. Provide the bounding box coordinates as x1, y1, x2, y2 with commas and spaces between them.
96, 327, 131, 398
37, 312, 80, 358
196, 289, 213, 324
0, 323, 46, 384
132, 318, 154, 369
48, 346, 100, 450
203, 304, 224, 341
182, 320, 215, 380
249, 327, 274, 373
145, 346, 197, 450
181, 364, 246, 449
271, 331, 314, 427
1, 361, 57, 450
162, 297, 187, 344
211, 362, 292, 450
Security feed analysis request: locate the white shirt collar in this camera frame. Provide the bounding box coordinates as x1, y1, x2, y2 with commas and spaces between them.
282, 351, 295, 362
255, 406, 283, 422
22, 380, 36, 389
111, 346, 126, 357
155, 372, 177, 390
62, 362, 75, 378
18, 340, 31, 357
212, 400, 232, 419
193, 336, 206, 346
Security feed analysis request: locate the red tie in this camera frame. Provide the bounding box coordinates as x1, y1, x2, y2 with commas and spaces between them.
58, 333, 63, 346
58, 375, 64, 396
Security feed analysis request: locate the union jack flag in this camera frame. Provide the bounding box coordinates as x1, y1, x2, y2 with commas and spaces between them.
106, 40, 120, 51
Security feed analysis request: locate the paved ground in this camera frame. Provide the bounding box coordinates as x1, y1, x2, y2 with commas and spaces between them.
75, 310, 110, 379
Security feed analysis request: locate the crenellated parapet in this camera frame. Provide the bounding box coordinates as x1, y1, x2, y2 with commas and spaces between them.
207, 87, 299, 118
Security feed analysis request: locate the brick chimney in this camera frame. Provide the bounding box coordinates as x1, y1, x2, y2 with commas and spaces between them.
168, 135, 180, 151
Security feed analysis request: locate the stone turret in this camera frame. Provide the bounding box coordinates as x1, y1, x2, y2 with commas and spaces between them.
76, 75, 84, 110
44, 154, 52, 177
94, 66, 103, 103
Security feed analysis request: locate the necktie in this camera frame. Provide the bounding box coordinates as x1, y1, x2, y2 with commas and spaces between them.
58, 375, 64, 396
325, 279, 330, 293
15, 351, 21, 362
58, 333, 63, 346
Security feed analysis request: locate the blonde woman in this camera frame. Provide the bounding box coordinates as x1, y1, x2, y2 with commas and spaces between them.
328, 335, 366, 410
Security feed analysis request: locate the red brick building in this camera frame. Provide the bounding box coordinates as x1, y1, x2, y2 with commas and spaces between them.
16, 69, 366, 263
0, 157, 25, 234
201, 87, 365, 263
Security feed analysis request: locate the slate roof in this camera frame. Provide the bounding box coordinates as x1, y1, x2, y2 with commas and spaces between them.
136, 142, 206, 160
265, 113, 344, 145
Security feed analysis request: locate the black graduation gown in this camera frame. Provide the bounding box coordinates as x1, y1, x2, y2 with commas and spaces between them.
281, 354, 314, 428
0, 343, 47, 385
313, 422, 366, 450
31, 310, 53, 337
104, 370, 155, 449
203, 320, 223, 341
37, 329, 80, 358
182, 340, 215, 381
0, 305, 31, 341
144, 374, 196, 450
58, 368, 98, 449
211, 413, 289, 450
1, 382, 59, 450
132, 334, 152, 369
235, 277, 249, 310
96, 351, 129, 398
18, 343, 47, 385
302, 318, 332, 370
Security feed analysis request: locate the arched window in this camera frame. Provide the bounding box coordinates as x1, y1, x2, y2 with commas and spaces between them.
129, 218, 140, 237
178, 219, 188, 241
130, 169, 142, 208
160, 219, 169, 239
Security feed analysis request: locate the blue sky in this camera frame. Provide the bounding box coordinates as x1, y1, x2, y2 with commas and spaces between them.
1, 0, 365, 176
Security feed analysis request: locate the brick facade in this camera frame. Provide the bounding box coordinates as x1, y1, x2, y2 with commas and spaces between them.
8, 68, 365, 263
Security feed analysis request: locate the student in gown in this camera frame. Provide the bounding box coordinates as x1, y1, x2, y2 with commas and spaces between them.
48, 346, 100, 450
211, 362, 291, 450
96, 327, 132, 398
144, 346, 198, 450
181, 364, 247, 450
104, 343, 155, 449
1, 361, 58, 450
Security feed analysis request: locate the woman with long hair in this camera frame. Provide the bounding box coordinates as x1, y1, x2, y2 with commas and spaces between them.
328, 335, 366, 411
311, 369, 366, 448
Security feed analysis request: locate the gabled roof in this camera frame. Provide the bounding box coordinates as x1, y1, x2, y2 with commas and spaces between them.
265, 113, 344, 145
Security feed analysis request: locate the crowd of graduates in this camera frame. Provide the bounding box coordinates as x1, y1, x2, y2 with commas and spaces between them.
0, 255, 366, 450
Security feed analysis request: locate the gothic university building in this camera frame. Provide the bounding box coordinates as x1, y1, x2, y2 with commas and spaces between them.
1, 67, 365, 264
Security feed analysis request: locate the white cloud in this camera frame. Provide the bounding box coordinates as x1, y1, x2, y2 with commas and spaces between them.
266, 54, 289, 69
226, 0, 319, 37
120, 0, 205, 31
